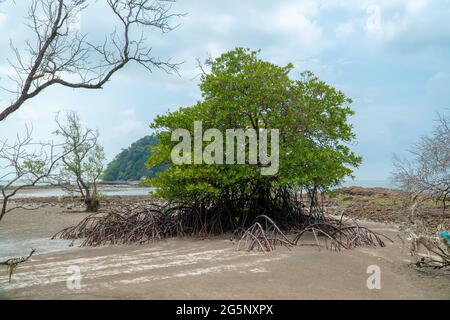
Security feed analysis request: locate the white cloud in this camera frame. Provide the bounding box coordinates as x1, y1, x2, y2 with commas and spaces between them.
268, 1, 324, 54
211, 14, 234, 35
405, 0, 428, 14
336, 22, 355, 38
120, 108, 136, 118
426, 71, 450, 103
0, 12, 6, 25
239, 1, 328, 57
360, 0, 450, 51
0, 65, 17, 78
271, 1, 319, 31
115, 108, 145, 135
206, 42, 225, 59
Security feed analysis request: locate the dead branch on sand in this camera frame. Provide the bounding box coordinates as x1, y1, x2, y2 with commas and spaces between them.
1, 249, 36, 283
400, 221, 450, 269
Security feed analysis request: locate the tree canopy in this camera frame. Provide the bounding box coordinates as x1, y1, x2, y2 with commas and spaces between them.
144, 48, 361, 229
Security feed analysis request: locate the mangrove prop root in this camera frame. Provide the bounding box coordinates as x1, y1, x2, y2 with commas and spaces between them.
237, 215, 295, 252
236, 214, 391, 252
294, 216, 393, 251
52, 202, 229, 246
53, 200, 391, 253
1, 248, 36, 283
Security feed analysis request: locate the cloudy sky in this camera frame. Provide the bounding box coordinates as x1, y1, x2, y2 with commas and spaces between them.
0, 0, 449, 183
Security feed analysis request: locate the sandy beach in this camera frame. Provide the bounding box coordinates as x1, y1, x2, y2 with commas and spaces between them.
1, 201, 449, 300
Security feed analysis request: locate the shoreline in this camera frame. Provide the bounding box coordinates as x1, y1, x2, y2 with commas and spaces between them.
1, 183, 154, 200
0, 181, 144, 191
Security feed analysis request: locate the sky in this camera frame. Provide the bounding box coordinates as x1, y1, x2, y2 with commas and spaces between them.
0, 0, 449, 183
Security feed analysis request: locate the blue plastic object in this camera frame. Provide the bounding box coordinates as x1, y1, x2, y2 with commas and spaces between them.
439, 230, 450, 242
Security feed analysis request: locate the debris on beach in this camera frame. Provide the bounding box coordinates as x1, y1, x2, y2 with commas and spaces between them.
400, 221, 450, 269
1, 249, 36, 283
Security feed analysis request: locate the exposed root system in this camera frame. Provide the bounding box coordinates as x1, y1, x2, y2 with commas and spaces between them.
53, 203, 193, 246
53, 200, 391, 253
236, 215, 295, 252
293, 216, 391, 251
235, 214, 391, 252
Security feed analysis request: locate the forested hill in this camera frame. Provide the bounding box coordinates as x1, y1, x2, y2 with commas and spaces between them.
102, 135, 162, 181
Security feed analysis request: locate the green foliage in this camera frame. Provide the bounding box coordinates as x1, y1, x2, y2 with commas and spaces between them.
22, 159, 47, 176
103, 135, 164, 181
145, 48, 362, 204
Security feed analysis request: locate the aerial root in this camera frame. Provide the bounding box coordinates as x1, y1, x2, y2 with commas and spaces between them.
236, 214, 391, 252
53, 203, 392, 253
52, 202, 227, 246
236, 215, 295, 252
293, 216, 392, 251
53, 204, 183, 246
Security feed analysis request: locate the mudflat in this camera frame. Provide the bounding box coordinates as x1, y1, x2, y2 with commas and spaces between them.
0, 206, 449, 300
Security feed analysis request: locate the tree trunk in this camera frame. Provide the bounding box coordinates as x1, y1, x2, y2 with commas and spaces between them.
84, 197, 99, 212
0, 198, 8, 223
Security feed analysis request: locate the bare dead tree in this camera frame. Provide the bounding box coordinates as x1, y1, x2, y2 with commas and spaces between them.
392, 113, 450, 216
0, 125, 89, 222
0, 0, 183, 122
53, 111, 105, 212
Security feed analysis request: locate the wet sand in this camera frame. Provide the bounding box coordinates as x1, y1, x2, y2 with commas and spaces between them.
0, 207, 449, 300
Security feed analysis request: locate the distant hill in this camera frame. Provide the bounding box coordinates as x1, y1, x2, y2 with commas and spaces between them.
102, 135, 164, 181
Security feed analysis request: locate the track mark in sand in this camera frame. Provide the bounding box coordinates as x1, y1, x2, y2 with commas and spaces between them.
358, 248, 395, 264
0, 245, 282, 291
117, 257, 283, 284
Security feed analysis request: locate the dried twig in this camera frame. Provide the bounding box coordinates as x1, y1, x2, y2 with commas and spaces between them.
1, 249, 36, 283
400, 221, 449, 269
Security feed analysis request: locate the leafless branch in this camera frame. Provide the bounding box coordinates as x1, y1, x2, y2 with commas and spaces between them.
0, 0, 184, 122
392, 112, 450, 213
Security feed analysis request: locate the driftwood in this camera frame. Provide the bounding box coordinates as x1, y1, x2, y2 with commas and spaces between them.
400, 221, 450, 269
1, 249, 36, 283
